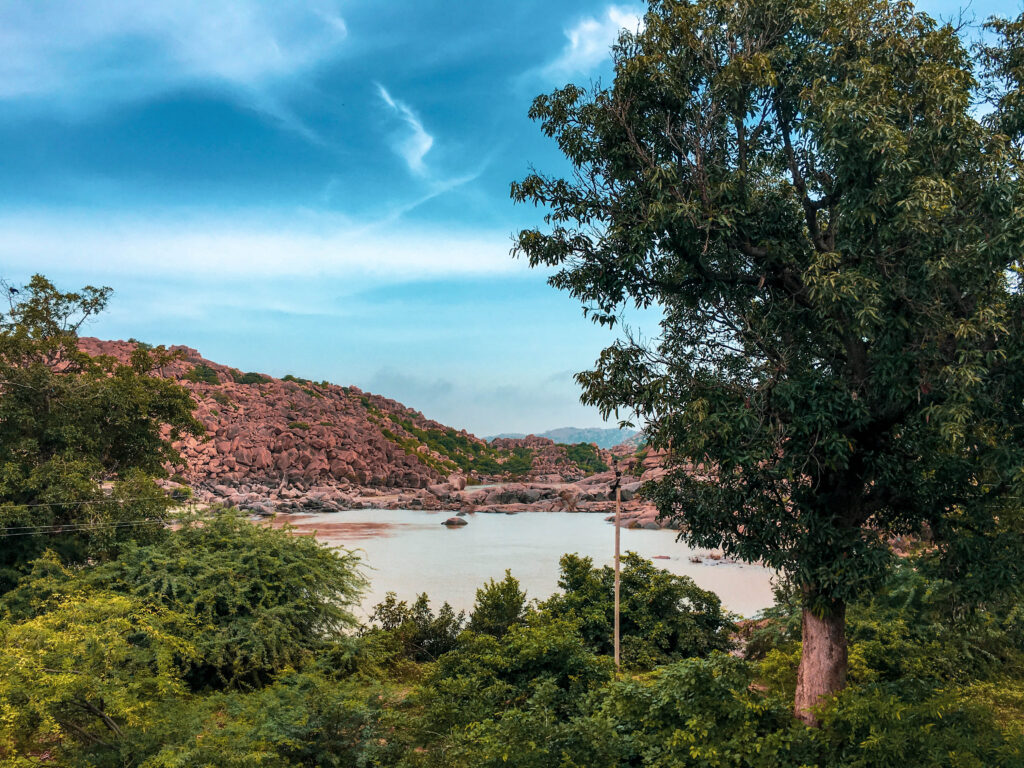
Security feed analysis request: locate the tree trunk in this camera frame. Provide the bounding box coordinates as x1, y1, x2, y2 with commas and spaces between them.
794, 601, 847, 726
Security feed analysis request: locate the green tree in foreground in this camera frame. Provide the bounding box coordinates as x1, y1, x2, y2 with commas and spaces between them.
542, 552, 732, 669
0, 275, 203, 591
467, 570, 528, 638
0, 516, 367, 763
513, 0, 1024, 722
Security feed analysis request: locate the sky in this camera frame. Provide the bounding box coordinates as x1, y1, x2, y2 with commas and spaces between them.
0, 0, 1016, 436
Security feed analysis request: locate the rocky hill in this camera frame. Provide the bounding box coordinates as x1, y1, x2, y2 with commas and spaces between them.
78, 339, 609, 508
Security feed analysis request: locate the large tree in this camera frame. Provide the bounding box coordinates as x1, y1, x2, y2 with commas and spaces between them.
0, 275, 203, 591
513, 0, 1024, 723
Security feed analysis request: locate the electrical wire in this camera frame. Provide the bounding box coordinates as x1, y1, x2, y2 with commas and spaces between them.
0, 518, 171, 538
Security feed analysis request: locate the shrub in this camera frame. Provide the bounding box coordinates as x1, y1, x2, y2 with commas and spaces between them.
540, 552, 733, 669
467, 570, 527, 638
559, 442, 609, 474
232, 371, 268, 385
288, 421, 310, 430
184, 363, 220, 385
210, 391, 232, 407
365, 592, 465, 663
77, 513, 365, 689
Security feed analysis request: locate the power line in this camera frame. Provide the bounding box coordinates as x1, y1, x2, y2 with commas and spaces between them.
0, 496, 186, 509
0, 518, 171, 538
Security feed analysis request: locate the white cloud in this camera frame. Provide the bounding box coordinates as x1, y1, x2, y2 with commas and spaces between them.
543, 5, 643, 79
0, 0, 347, 108
0, 210, 522, 281
376, 84, 434, 176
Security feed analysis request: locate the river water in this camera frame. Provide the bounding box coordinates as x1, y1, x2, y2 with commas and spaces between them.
281, 508, 777, 618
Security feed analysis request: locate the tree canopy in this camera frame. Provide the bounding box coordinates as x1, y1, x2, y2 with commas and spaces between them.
513, 0, 1024, 721
0, 275, 203, 591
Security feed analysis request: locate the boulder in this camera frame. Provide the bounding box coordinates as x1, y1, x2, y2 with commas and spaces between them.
442, 517, 468, 527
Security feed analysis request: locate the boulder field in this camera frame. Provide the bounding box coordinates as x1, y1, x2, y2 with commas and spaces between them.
78, 338, 675, 528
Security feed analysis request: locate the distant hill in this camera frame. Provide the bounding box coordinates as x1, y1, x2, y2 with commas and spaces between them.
487, 426, 641, 449
76, 339, 606, 492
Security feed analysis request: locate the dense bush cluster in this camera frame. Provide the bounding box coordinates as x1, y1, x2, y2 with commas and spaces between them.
4, 519, 1021, 766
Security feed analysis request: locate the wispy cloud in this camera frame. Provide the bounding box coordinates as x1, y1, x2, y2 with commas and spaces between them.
376, 84, 435, 176
542, 5, 643, 80
0, 0, 347, 135
0, 210, 522, 281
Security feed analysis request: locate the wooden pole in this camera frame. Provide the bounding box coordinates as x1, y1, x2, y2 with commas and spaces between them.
613, 462, 622, 673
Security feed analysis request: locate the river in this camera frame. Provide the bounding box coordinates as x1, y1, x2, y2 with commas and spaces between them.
280, 508, 778, 618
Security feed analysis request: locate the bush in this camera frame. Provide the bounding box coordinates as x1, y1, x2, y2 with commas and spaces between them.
559, 442, 609, 474
129, 671, 385, 768
366, 592, 465, 662
78, 513, 365, 689
820, 680, 1024, 768
382, 618, 614, 766
288, 421, 310, 430
232, 370, 268, 385
210, 391, 232, 407
540, 552, 734, 669
467, 570, 527, 638
578, 655, 815, 768
184, 363, 220, 385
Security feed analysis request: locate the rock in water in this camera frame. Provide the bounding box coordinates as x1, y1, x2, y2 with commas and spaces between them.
442, 517, 468, 527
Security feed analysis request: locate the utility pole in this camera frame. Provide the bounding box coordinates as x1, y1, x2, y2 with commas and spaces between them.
611, 457, 622, 673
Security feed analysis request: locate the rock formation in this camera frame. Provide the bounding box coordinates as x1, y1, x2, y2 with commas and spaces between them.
74, 339, 668, 520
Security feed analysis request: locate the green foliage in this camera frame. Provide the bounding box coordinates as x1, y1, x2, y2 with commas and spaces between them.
128, 337, 153, 352
747, 563, 1024, 688
288, 420, 311, 430
184, 363, 220, 385
820, 681, 1024, 768
558, 442, 609, 474
210, 390, 233, 408
581, 655, 816, 768
467, 570, 527, 638
390, 618, 614, 765
366, 592, 465, 663
512, 0, 1024, 712
129, 671, 385, 768
75, 513, 365, 689
232, 370, 268, 385
0, 589, 195, 762
282, 374, 309, 385
0, 275, 203, 593
541, 552, 733, 669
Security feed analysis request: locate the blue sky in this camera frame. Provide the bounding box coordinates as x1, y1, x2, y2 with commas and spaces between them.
0, 0, 1016, 435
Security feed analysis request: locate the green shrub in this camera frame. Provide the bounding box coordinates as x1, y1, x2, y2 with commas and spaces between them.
820, 680, 1024, 768
559, 442, 609, 474
185, 363, 220, 385
210, 391, 232, 407
127, 671, 384, 768
232, 371, 268, 385
78, 513, 365, 689
467, 570, 527, 638
365, 592, 465, 663
288, 421, 310, 430
540, 552, 733, 669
